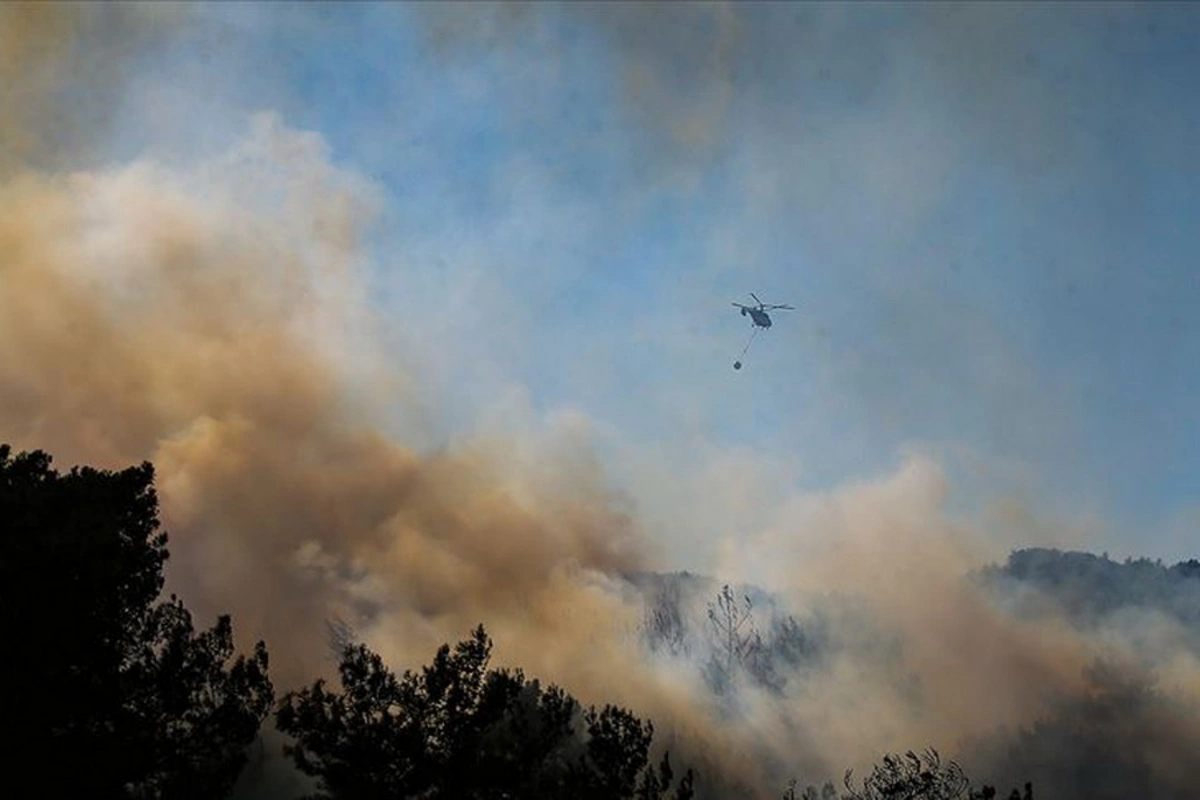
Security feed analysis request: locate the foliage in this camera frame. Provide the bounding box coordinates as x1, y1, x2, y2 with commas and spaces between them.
706, 584, 765, 689
961, 657, 1200, 800
784, 750, 1030, 800
0, 444, 274, 799
842, 749, 970, 800
638, 573, 834, 698
324, 615, 358, 663
277, 624, 694, 799
977, 547, 1200, 636
643, 578, 690, 658
782, 777, 839, 800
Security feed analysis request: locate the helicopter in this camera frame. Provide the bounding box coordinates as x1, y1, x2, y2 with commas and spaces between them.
731, 293, 793, 370
732, 293, 794, 329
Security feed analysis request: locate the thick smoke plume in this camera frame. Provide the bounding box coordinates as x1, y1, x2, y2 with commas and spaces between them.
5, 6, 1200, 799
0, 104, 648, 685
0, 8, 813, 794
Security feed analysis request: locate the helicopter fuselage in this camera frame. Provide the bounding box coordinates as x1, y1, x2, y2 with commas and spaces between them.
742, 307, 772, 328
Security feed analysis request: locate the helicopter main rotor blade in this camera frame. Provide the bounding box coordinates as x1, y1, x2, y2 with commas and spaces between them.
750, 292, 763, 306
765, 304, 795, 310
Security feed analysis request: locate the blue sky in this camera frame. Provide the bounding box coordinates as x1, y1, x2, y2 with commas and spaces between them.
107, 2, 1200, 567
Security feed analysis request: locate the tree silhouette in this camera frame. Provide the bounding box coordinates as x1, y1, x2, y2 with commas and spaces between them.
961, 657, 1193, 799
705, 584, 764, 692
842, 749, 971, 800
0, 444, 273, 798
643, 580, 690, 658
782, 777, 839, 800
785, 749, 1030, 800
639, 573, 833, 697
324, 615, 358, 663
277, 624, 695, 799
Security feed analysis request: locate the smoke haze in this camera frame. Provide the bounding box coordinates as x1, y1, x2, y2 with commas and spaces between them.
3, 4, 1200, 797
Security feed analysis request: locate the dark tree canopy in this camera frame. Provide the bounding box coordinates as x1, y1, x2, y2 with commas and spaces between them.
277, 624, 695, 800
0, 444, 273, 799
785, 749, 1030, 800
842, 749, 972, 800
961, 659, 1197, 800
977, 547, 1200, 636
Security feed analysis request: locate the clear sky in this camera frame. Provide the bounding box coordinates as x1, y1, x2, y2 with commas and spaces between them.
103, 2, 1200, 569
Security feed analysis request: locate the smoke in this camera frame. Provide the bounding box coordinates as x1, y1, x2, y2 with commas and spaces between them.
0, 97, 820, 800
0, 106, 635, 683
638, 457, 1200, 795
0, 3, 184, 172
5, 5, 1200, 799
0, 8, 799, 792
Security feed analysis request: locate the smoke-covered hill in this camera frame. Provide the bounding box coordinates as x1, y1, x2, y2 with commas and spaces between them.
973, 547, 1200, 703
625, 569, 915, 703
976, 548, 1200, 636
632, 549, 1200, 696
960, 549, 1200, 799
626, 550, 1200, 799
